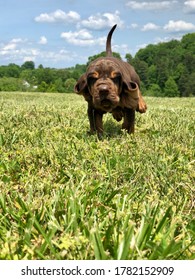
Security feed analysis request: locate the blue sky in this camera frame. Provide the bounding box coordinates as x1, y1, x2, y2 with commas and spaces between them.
0, 0, 195, 68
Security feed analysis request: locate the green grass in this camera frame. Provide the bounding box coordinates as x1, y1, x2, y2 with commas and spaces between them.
0, 91, 194, 260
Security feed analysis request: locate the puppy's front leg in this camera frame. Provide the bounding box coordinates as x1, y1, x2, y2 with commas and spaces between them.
94, 110, 104, 138
87, 104, 96, 134
122, 108, 135, 134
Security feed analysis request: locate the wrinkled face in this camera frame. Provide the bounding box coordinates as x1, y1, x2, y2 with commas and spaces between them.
87, 60, 122, 112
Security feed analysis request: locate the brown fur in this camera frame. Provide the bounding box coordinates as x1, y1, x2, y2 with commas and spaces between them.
75, 24, 147, 137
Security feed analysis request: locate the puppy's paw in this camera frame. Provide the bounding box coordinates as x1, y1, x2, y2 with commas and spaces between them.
137, 100, 147, 113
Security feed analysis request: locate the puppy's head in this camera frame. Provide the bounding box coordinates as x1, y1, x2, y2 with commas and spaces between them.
75, 58, 139, 112
87, 59, 122, 112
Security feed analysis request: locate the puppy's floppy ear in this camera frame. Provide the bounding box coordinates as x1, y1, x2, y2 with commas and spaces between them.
74, 73, 92, 102
74, 73, 88, 94
120, 80, 139, 110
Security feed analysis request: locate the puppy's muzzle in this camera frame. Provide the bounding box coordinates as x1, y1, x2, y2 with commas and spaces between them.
97, 84, 113, 109
98, 84, 110, 101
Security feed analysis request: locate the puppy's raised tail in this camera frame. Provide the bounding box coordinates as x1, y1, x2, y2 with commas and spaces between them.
106, 24, 117, 57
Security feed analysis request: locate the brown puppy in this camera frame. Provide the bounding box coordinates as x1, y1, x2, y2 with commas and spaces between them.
75, 24, 147, 137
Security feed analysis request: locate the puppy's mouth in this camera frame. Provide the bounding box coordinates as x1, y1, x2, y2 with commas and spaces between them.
101, 99, 112, 108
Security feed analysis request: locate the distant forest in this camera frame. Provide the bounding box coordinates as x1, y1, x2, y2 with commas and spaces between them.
0, 32, 194, 97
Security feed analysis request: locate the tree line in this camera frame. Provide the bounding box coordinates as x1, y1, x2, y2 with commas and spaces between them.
0, 61, 86, 93
0, 32, 194, 97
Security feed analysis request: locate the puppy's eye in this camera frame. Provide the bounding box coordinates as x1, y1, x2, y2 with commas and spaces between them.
111, 75, 121, 84
87, 75, 98, 84
110, 71, 121, 83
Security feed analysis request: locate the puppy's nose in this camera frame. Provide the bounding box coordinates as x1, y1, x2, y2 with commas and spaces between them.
99, 85, 109, 97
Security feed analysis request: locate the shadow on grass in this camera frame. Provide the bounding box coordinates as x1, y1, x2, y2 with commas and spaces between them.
75, 116, 150, 140
103, 119, 122, 137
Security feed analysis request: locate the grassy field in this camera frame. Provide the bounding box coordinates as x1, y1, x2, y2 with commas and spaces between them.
0, 91, 194, 260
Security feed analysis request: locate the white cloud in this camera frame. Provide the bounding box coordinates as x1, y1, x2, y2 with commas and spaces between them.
0, 44, 39, 62
126, 1, 178, 10
154, 35, 182, 44
141, 23, 160, 31
35, 10, 80, 23
10, 38, 25, 44
2, 43, 17, 51
61, 29, 106, 46
35, 10, 123, 31
0, 39, 77, 66
0, 39, 29, 57
61, 28, 131, 57
112, 44, 131, 56
38, 49, 78, 64
184, 0, 195, 13
164, 20, 195, 32
80, 10, 124, 30
130, 23, 139, 29
38, 36, 48, 45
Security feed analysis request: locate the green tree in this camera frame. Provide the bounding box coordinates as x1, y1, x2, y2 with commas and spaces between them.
164, 77, 179, 97
148, 65, 157, 84
35, 67, 56, 85
178, 69, 188, 97
125, 53, 134, 65
47, 83, 57, 93
136, 44, 158, 66
37, 81, 48, 92
55, 78, 65, 93
0, 77, 23, 91
181, 33, 195, 53
173, 63, 185, 82
0, 64, 21, 78
146, 83, 162, 97
20, 69, 37, 85
180, 72, 195, 97
64, 78, 76, 93
187, 73, 195, 96
156, 59, 170, 89
6, 63, 21, 78
183, 52, 195, 73
133, 58, 149, 87
21, 61, 35, 70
